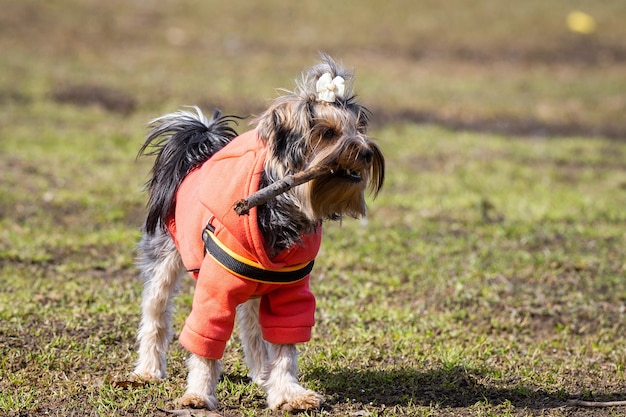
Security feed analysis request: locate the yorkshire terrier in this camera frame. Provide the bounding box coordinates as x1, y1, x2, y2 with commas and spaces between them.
132, 54, 384, 411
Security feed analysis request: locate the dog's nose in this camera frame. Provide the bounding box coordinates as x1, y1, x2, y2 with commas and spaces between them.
361, 149, 373, 163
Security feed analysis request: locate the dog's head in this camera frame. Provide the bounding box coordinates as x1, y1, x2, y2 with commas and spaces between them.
255, 54, 385, 221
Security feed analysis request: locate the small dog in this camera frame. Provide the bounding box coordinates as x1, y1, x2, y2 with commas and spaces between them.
132, 54, 384, 411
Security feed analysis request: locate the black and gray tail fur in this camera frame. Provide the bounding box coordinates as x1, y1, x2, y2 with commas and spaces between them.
138, 106, 240, 235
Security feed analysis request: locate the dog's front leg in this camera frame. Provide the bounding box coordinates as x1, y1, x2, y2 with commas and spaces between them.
175, 354, 222, 410
262, 343, 323, 411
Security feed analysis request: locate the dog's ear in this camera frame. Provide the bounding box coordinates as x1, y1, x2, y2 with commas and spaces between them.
256, 95, 312, 171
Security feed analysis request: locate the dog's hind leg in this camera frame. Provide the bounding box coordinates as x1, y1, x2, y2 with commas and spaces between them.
261, 343, 324, 411
237, 298, 269, 385
133, 229, 184, 381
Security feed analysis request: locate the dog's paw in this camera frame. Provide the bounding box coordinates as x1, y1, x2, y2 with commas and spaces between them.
247, 371, 265, 387
268, 387, 324, 411
129, 371, 164, 382
174, 393, 218, 410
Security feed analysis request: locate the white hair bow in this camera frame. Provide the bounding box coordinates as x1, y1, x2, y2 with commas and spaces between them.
315, 72, 346, 103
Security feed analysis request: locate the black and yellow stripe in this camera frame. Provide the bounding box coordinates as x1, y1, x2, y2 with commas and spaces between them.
202, 225, 314, 284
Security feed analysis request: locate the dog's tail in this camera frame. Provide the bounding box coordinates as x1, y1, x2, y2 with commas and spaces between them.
138, 106, 240, 234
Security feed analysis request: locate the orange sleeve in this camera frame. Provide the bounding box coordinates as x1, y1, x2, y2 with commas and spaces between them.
179, 256, 257, 359
258, 277, 316, 344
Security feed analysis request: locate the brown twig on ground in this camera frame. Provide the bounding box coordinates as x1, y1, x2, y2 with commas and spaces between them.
234, 165, 332, 215
156, 406, 222, 416
568, 399, 626, 407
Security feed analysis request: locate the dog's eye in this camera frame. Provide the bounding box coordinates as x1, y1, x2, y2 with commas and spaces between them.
322, 128, 336, 140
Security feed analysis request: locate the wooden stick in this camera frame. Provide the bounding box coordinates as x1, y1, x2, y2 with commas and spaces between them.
234, 165, 332, 215
568, 399, 626, 407
156, 407, 222, 416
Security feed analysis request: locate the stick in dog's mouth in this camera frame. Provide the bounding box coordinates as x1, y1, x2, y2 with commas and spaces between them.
233, 165, 333, 216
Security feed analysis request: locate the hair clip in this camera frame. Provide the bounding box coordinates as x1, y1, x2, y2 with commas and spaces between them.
315, 73, 345, 103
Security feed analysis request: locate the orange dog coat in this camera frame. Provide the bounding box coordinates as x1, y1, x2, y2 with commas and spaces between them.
167, 129, 322, 359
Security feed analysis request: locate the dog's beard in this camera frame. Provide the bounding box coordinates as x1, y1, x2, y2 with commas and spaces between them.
291, 144, 384, 220
296, 176, 367, 220
304, 136, 384, 220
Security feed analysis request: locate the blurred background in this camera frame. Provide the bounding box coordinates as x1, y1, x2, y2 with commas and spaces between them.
1, 0, 624, 137
1, 1, 625, 415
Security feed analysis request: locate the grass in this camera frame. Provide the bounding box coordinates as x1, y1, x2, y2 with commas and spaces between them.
1, 0, 626, 416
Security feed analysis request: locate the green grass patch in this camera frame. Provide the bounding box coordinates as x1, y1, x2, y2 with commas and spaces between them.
1, 0, 625, 416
